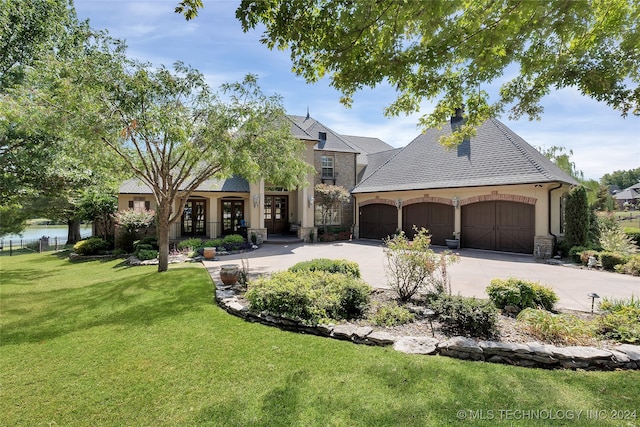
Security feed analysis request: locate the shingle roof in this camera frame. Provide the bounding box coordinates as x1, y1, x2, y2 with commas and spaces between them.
289, 115, 358, 153
341, 135, 394, 165
614, 183, 640, 200
352, 118, 578, 193
119, 175, 250, 194
358, 148, 402, 182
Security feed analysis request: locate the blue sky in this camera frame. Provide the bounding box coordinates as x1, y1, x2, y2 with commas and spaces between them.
75, 0, 639, 181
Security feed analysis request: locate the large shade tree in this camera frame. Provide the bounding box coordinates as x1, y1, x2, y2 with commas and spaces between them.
179, 0, 639, 145
87, 61, 312, 272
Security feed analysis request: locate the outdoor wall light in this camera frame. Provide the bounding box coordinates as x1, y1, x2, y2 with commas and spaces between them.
587, 292, 600, 313
308, 196, 315, 208
452, 197, 460, 208
252, 195, 260, 208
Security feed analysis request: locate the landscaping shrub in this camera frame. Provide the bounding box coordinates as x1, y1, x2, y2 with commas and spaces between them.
370, 301, 415, 326
430, 294, 499, 339
579, 250, 599, 266
624, 227, 640, 247
73, 237, 110, 256
597, 296, 640, 343
568, 246, 590, 264
614, 255, 640, 276
288, 258, 361, 278
383, 228, 459, 301
177, 238, 203, 251
222, 234, 246, 251
246, 271, 371, 324
136, 249, 159, 261
598, 251, 629, 271
516, 308, 595, 345
599, 227, 639, 254
487, 278, 558, 312
203, 239, 223, 248
135, 236, 158, 250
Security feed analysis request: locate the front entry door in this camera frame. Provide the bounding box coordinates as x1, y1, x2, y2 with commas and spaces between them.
264, 195, 288, 234
222, 200, 245, 235
181, 199, 206, 237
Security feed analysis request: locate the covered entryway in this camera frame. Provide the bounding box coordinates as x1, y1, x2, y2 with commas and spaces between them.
402, 203, 454, 246
462, 201, 534, 253
264, 195, 288, 234
359, 203, 397, 240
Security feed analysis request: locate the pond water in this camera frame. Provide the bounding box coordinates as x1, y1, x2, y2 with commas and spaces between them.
2, 225, 93, 241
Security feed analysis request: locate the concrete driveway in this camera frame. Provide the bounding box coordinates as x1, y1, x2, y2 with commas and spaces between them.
203, 240, 640, 312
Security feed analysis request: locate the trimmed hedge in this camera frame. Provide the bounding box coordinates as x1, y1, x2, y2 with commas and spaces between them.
288, 258, 361, 278
246, 270, 371, 325
73, 237, 110, 256
486, 277, 558, 312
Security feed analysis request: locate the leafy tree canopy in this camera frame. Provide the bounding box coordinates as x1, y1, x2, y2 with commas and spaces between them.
178, 0, 640, 145
601, 167, 640, 189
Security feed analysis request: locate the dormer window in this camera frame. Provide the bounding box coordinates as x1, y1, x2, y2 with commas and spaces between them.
321, 155, 334, 179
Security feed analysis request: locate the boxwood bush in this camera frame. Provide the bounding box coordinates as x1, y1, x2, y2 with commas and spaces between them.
246, 270, 371, 324
177, 238, 204, 251
599, 251, 629, 271
486, 277, 558, 312
370, 301, 415, 326
288, 258, 361, 278
73, 237, 110, 256
430, 294, 499, 339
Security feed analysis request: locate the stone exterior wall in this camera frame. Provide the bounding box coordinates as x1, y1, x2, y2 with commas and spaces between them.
534, 235, 555, 259
215, 285, 640, 371
313, 150, 357, 230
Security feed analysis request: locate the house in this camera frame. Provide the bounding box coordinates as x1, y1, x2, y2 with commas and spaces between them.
117, 114, 393, 244
351, 113, 578, 256
117, 111, 576, 257
613, 183, 640, 210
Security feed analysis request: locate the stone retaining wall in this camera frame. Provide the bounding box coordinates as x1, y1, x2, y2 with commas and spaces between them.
215, 285, 640, 371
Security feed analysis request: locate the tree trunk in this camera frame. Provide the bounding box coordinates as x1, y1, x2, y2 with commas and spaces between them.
66, 218, 82, 244
157, 203, 170, 273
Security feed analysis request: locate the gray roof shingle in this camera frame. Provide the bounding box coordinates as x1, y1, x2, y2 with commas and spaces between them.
353, 118, 578, 193
289, 115, 358, 153
341, 135, 394, 165
119, 175, 250, 194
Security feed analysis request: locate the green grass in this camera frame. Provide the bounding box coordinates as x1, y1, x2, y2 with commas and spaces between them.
1, 253, 639, 426
613, 211, 640, 229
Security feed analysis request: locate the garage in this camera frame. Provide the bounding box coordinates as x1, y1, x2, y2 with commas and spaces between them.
402, 203, 454, 246
359, 204, 397, 240
462, 201, 534, 253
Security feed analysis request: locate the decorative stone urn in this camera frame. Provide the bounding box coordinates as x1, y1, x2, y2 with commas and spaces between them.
219, 264, 240, 286
445, 239, 460, 250
203, 247, 216, 260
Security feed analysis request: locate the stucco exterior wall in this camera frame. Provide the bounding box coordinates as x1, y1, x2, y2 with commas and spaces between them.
353, 182, 573, 248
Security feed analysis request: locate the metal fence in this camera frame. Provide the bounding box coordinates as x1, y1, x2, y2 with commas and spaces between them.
0, 233, 92, 256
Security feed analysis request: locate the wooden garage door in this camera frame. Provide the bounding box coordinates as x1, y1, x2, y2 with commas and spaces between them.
462, 201, 534, 253
359, 204, 397, 240
403, 203, 454, 246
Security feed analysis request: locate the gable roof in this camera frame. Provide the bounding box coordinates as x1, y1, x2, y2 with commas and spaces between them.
341, 135, 395, 165
358, 148, 402, 182
289, 115, 358, 153
614, 183, 640, 200
353, 118, 578, 193
119, 175, 250, 194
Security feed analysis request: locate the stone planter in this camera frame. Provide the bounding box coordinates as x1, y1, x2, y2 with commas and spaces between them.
220, 264, 240, 286
445, 239, 459, 250
203, 247, 216, 260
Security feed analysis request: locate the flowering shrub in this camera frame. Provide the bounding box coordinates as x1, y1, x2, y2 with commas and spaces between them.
114, 209, 155, 234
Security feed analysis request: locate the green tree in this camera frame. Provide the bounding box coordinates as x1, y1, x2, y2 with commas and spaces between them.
537, 146, 584, 182
564, 186, 590, 248
601, 167, 640, 189
0, 0, 75, 89
314, 183, 350, 233
190, 0, 639, 145
90, 63, 312, 272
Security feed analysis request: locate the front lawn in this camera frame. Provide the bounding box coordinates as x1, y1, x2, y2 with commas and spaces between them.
1, 253, 639, 426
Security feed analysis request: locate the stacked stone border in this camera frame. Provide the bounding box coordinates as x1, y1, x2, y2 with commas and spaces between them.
215, 284, 640, 371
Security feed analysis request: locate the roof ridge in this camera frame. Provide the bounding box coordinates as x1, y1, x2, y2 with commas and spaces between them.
354, 144, 406, 190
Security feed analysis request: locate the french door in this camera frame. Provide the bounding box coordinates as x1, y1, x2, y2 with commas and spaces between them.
264, 195, 288, 234
181, 199, 206, 237
222, 200, 245, 235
